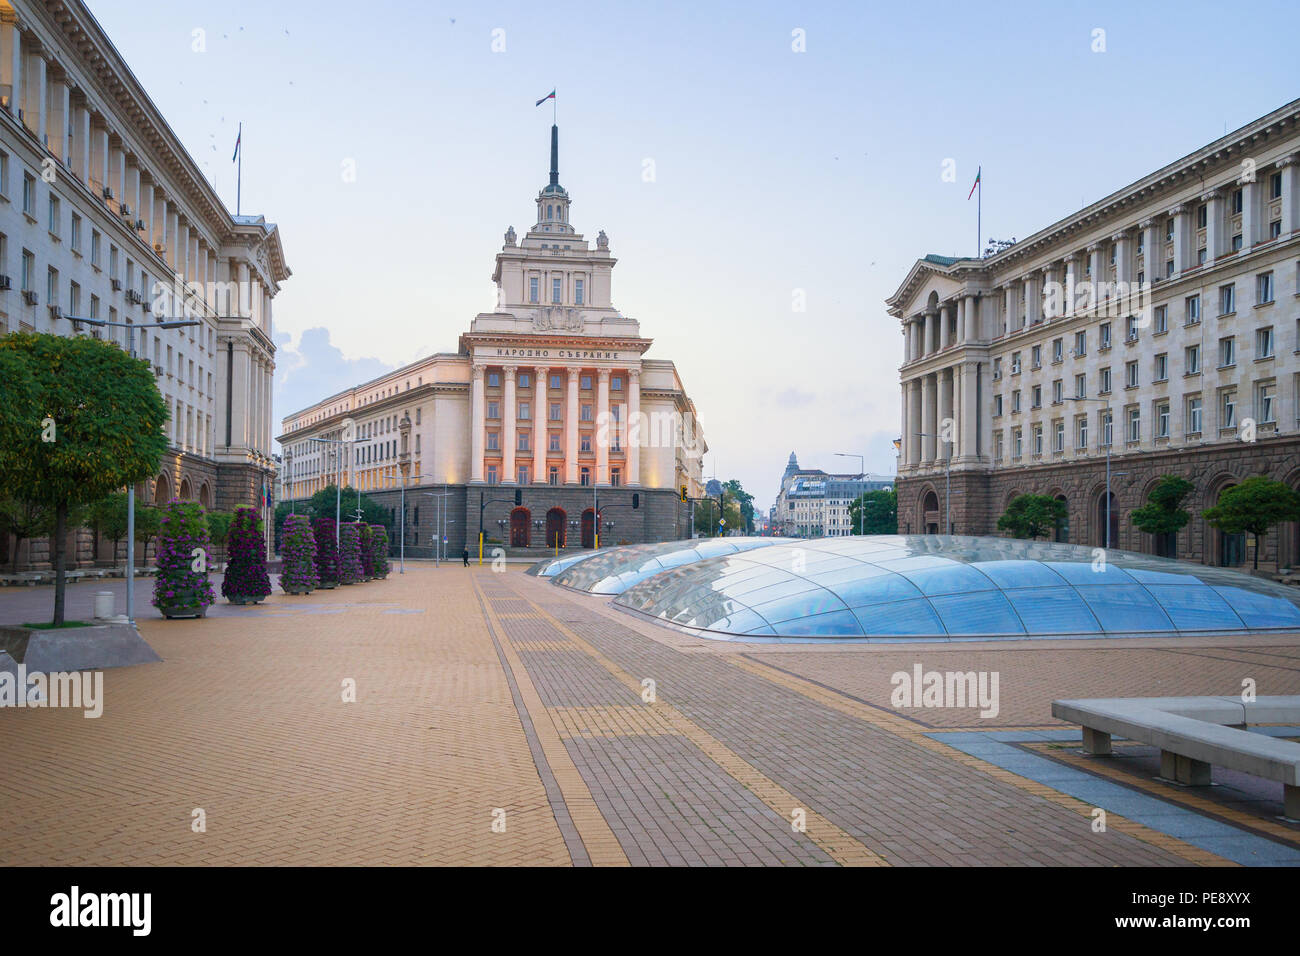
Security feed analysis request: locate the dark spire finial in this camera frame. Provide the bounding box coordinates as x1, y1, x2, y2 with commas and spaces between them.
549, 124, 559, 187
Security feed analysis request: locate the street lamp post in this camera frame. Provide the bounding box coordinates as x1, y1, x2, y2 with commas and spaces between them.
835, 452, 866, 535
913, 432, 951, 534
69, 314, 202, 625
304, 431, 371, 546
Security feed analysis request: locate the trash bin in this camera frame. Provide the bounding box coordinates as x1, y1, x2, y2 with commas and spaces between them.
92, 591, 115, 620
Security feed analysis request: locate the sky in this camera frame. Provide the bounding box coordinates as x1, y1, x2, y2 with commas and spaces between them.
86, 0, 1300, 514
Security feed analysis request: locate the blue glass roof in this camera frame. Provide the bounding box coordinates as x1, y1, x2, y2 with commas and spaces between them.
551, 537, 795, 594
610, 536, 1300, 641
526, 548, 611, 578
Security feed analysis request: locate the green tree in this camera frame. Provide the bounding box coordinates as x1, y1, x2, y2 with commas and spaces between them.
847, 488, 898, 535
206, 511, 235, 569
722, 479, 755, 534
288, 485, 393, 531
133, 505, 162, 565
0, 333, 167, 623
1203, 476, 1300, 571
1131, 476, 1193, 557
0, 498, 53, 570
693, 494, 742, 536
87, 492, 131, 564
997, 494, 1068, 540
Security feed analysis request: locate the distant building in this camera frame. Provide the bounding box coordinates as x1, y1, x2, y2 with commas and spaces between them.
771, 452, 893, 537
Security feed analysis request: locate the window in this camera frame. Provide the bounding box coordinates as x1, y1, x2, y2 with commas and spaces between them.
1257, 327, 1274, 359
1074, 373, 1086, 398
90, 230, 100, 269
1231, 188, 1243, 214
47, 194, 59, 235
518, 402, 531, 420
1052, 338, 1063, 363
575, 278, 584, 305
993, 357, 1002, 380
1128, 407, 1141, 443
549, 373, 561, 389
548, 432, 561, 452
70, 214, 80, 253
1031, 385, 1042, 409
1232, 233, 1243, 251
1221, 389, 1236, 429
1052, 379, 1063, 404
487, 401, 500, 420
1219, 336, 1235, 368
1099, 367, 1112, 394
46, 266, 58, 305
21, 249, 31, 292
610, 468, 621, 487
1125, 360, 1139, 388
1099, 323, 1112, 349
488, 371, 500, 388
1270, 172, 1283, 200
0, 151, 6, 197
1011, 352, 1022, 374
519, 373, 531, 389
1166, 259, 1174, 278
1031, 345, 1042, 369
580, 467, 590, 486
1127, 315, 1141, 340
611, 375, 623, 392
549, 402, 562, 421
552, 277, 561, 303
1156, 402, 1170, 439
1197, 204, 1208, 228
1032, 424, 1043, 455
1102, 411, 1113, 447
1154, 353, 1167, 381
580, 433, 592, 453
995, 431, 1005, 460
529, 277, 539, 303
518, 432, 530, 451
22, 172, 34, 216
1219, 284, 1235, 315
1184, 295, 1200, 325
1076, 415, 1088, 449
486, 432, 499, 451
1074, 331, 1086, 356
548, 467, 559, 486
1271, 219, 1282, 239
1187, 396, 1202, 434
580, 374, 592, 390
487, 465, 498, 485
1012, 389, 1021, 412
1257, 272, 1274, 305
1053, 420, 1064, 452
1257, 382, 1276, 423
1185, 345, 1200, 375
993, 394, 1003, 417
518, 465, 530, 485
580, 404, 593, 422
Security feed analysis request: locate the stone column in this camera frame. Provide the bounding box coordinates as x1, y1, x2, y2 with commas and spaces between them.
1241, 181, 1257, 253
907, 379, 922, 466
964, 294, 978, 341
920, 374, 935, 464
26, 51, 44, 144
1169, 205, 1189, 275
1201, 191, 1222, 266
596, 368, 610, 484
533, 366, 548, 483
1141, 218, 1161, 281
50, 75, 68, 162
470, 364, 485, 483
230, 341, 250, 450
565, 367, 579, 483
938, 369, 953, 461
959, 362, 979, 462
178, 221, 190, 285
627, 369, 641, 485
899, 379, 910, 468
1002, 284, 1014, 332
1023, 274, 1040, 326
1086, 244, 1104, 309
924, 308, 937, 354
502, 366, 517, 483
939, 303, 952, 350
0, 17, 21, 120
1113, 231, 1132, 286
75, 101, 90, 184
141, 181, 155, 247
1276, 156, 1298, 237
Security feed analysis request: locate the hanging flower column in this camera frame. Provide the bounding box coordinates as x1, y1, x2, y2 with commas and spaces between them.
152, 499, 216, 619
280, 514, 319, 595
221, 506, 272, 605
369, 524, 391, 579
313, 517, 340, 589
338, 523, 364, 585
358, 523, 375, 580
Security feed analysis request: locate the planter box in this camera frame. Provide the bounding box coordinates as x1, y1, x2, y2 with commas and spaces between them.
160, 605, 207, 619
281, 586, 314, 595
317, 580, 338, 590
225, 595, 265, 606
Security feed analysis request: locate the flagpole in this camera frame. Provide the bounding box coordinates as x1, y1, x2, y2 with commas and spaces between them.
977, 175, 981, 258
236, 122, 242, 217
553, 87, 557, 125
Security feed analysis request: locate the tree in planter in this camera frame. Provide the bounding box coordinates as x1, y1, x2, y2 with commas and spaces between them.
357, 523, 375, 579
1131, 476, 1193, 558
0, 332, 168, 624
847, 488, 899, 535
313, 517, 340, 588
997, 494, 1068, 540
133, 504, 162, 566
1203, 476, 1300, 571
369, 524, 390, 578
221, 506, 272, 603
279, 514, 319, 594
0, 498, 53, 570
205, 511, 234, 571
152, 499, 216, 618
338, 523, 364, 584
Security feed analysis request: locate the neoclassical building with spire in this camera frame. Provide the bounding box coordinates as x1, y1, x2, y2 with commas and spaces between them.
280, 123, 707, 555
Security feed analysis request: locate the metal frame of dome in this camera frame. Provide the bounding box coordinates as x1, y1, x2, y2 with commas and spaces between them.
526, 547, 612, 578
550, 537, 796, 594
611, 535, 1300, 643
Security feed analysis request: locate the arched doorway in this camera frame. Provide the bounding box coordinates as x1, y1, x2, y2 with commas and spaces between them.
922, 490, 940, 535
546, 507, 566, 549
199, 483, 211, 510
581, 508, 595, 549
1054, 494, 1069, 543
179, 477, 193, 502
1095, 491, 1118, 549
1213, 483, 1246, 567
510, 507, 530, 547
154, 473, 171, 505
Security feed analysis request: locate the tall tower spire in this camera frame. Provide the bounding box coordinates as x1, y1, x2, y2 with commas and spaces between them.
550, 124, 559, 187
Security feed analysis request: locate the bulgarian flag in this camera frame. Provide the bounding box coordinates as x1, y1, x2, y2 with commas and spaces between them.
535, 89, 556, 107
967, 166, 981, 200
232, 123, 241, 163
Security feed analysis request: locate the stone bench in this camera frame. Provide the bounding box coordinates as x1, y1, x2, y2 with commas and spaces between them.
1051, 695, 1300, 819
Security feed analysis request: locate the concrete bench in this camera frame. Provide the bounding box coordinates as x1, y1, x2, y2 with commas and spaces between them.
1052, 695, 1300, 819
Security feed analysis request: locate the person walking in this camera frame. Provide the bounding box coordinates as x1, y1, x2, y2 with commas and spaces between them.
462, 547, 470, 567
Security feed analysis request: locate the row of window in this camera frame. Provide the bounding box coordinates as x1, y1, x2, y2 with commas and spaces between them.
483, 465, 622, 487
483, 430, 623, 454
527, 274, 585, 305
484, 400, 627, 423
483, 370, 626, 391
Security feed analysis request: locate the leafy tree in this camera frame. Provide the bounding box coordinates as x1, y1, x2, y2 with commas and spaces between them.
205, 511, 235, 570
0, 498, 53, 570
694, 494, 742, 536
847, 488, 898, 535
133, 505, 162, 564
1131, 476, 1193, 557
1203, 476, 1300, 571
87, 492, 131, 564
0, 332, 167, 623
723, 479, 756, 534
997, 494, 1068, 540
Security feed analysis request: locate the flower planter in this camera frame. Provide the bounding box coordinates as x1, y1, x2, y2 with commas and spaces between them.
282, 585, 314, 595
317, 580, 338, 590
161, 604, 207, 619
226, 594, 264, 606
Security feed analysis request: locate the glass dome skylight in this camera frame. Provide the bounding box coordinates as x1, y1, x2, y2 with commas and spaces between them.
551, 537, 795, 594
610, 536, 1300, 641
526, 548, 610, 578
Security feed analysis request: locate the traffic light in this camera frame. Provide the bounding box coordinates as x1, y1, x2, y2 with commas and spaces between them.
514, 488, 522, 506
632, 492, 640, 510
679, 485, 688, 502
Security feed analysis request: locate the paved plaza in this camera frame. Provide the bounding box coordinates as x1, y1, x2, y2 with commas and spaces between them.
2, 565, 1299, 866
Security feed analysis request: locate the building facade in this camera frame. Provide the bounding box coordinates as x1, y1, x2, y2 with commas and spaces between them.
889, 100, 1300, 570
0, 0, 289, 569
279, 124, 706, 556
771, 452, 893, 537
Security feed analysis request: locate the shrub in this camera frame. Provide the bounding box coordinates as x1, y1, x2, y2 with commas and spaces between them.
369, 523, 390, 577
205, 511, 235, 569
152, 499, 216, 615
280, 514, 319, 593
357, 523, 375, 578
313, 517, 340, 586
338, 523, 364, 585
221, 506, 272, 601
